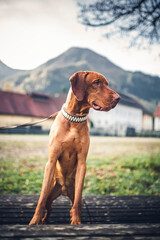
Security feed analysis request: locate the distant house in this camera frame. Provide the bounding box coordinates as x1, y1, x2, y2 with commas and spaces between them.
154, 104, 160, 131
0, 90, 153, 136
142, 109, 153, 131
0, 91, 65, 132
89, 92, 153, 136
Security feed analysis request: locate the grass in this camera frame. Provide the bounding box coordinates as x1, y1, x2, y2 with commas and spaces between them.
84, 154, 160, 195
0, 135, 160, 195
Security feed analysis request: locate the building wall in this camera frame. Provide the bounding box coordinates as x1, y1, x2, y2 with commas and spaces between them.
89, 104, 143, 136
0, 114, 54, 130
154, 117, 160, 131
142, 114, 153, 130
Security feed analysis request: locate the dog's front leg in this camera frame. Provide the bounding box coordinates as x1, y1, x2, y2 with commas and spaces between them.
29, 154, 58, 225
70, 156, 86, 225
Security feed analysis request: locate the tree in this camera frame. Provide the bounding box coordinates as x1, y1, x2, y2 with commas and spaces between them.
78, 0, 160, 46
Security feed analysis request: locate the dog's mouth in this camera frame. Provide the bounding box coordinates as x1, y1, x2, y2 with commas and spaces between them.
92, 101, 117, 111
92, 102, 102, 111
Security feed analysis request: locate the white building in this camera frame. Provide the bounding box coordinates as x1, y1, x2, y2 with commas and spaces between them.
89, 92, 152, 136
154, 104, 160, 131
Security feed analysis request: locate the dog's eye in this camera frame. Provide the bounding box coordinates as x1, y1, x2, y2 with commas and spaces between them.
93, 79, 100, 86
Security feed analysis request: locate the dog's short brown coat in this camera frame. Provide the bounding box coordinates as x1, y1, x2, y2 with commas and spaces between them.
29, 71, 120, 225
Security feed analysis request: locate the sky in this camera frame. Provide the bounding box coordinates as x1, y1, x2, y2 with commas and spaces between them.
0, 0, 160, 77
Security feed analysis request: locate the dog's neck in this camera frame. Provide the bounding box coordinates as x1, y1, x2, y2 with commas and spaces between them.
64, 88, 90, 116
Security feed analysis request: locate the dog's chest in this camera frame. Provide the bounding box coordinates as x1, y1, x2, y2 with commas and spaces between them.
55, 128, 88, 184
55, 143, 78, 187
61, 127, 83, 150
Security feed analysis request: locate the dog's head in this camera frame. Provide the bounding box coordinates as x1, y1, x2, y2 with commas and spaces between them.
70, 71, 120, 111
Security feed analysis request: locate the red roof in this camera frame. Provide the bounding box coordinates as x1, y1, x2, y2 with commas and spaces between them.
154, 104, 160, 117
0, 91, 65, 118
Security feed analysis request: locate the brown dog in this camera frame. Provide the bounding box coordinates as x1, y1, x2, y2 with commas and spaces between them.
29, 71, 120, 225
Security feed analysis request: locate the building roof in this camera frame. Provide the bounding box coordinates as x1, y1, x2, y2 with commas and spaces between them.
0, 90, 152, 118
0, 91, 65, 118
118, 92, 152, 115
154, 104, 160, 117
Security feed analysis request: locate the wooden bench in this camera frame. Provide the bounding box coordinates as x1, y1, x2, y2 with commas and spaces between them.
0, 194, 160, 239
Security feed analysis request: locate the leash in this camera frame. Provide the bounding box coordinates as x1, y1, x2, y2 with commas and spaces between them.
0, 112, 59, 130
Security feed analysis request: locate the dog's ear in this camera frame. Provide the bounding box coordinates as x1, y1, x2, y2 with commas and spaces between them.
69, 71, 88, 101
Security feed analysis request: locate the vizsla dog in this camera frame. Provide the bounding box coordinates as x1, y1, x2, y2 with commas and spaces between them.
29, 71, 120, 225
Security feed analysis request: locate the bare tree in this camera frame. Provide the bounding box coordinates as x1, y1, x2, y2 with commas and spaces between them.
78, 0, 160, 46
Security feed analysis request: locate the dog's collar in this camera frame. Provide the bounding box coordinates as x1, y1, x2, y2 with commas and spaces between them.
61, 107, 87, 123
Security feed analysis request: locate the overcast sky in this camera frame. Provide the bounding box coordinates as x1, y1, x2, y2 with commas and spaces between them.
0, 0, 160, 77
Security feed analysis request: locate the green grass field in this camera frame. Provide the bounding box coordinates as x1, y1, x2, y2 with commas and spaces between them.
0, 135, 160, 195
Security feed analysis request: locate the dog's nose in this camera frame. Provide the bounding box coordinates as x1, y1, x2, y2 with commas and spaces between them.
114, 93, 120, 102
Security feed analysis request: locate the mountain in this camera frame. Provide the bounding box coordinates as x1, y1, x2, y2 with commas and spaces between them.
0, 47, 160, 113
0, 60, 22, 81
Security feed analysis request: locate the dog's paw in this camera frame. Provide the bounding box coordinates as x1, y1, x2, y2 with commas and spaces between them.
29, 215, 41, 225
70, 207, 81, 225
41, 218, 48, 225
71, 220, 81, 225
70, 214, 81, 225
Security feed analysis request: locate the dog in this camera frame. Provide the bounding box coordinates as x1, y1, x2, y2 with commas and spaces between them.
29, 71, 120, 225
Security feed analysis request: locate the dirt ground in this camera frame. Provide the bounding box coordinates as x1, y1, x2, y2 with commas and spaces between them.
1, 134, 160, 143
0, 134, 160, 160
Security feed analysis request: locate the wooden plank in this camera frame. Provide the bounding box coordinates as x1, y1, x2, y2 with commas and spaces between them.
83, 195, 160, 224
84, 195, 160, 207
6, 237, 160, 240
0, 224, 160, 239
0, 195, 160, 225
0, 195, 160, 239
1, 195, 159, 208
2, 237, 159, 239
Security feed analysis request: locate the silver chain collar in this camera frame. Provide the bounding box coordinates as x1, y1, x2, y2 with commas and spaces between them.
61, 107, 87, 123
